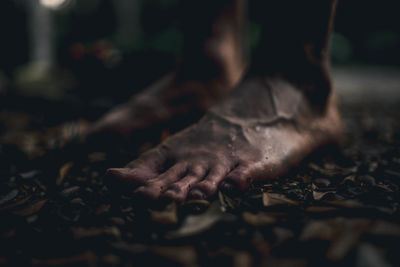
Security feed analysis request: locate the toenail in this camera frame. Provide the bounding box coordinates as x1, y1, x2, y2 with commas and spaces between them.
189, 189, 205, 199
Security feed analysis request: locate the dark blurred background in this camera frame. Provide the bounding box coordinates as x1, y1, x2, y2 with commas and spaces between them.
0, 0, 399, 123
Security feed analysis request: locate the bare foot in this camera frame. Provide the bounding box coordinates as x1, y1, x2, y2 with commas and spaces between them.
107, 75, 343, 201
83, 71, 241, 142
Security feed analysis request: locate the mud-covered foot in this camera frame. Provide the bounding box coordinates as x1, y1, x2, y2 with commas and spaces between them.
107, 75, 343, 201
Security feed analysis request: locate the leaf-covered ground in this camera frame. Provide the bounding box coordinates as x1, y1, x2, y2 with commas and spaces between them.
1, 66, 400, 266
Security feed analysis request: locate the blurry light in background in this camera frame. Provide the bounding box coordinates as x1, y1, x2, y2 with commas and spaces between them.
39, 0, 71, 10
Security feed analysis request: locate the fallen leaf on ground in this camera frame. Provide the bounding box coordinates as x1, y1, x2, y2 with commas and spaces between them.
242, 212, 277, 226
326, 218, 372, 261
12, 199, 48, 216
96, 204, 111, 215
0, 189, 18, 206
305, 206, 338, 213
262, 192, 299, 207
150, 202, 178, 225
368, 220, 400, 236
0, 196, 31, 211
72, 226, 121, 240
31, 251, 97, 266
313, 191, 336, 201
167, 201, 235, 238
299, 220, 337, 241
60, 186, 80, 197
57, 161, 73, 185
153, 246, 198, 266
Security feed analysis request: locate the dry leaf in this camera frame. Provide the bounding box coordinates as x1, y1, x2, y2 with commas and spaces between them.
60, 186, 80, 197
312, 191, 335, 201
32, 251, 97, 266
242, 212, 277, 226
313, 178, 331, 187
325, 200, 363, 209
167, 201, 235, 238
305, 206, 338, 213
153, 246, 197, 266
150, 202, 178, 225
299, 220, 336, 241
233, 251, 253, 267
326, 218, 372, 261
57, 162, 73, 185
357, 243, 391, 267
19, 170, 39, 179
72, 227, 121, 240
262, 192, 299, 207
0, 196, 31, 211
0, 189, 18, 206
96, 204, 111, 215
12, 199, 48, 216
109, 217, 125, 225
88, 152, 107, 163
368, 220, 400, 237
342, 175, 356, 183
375, 184, 393, 192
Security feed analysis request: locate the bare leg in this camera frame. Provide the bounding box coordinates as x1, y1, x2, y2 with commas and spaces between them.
107, 0, 342, 201
84, 0, 245, 140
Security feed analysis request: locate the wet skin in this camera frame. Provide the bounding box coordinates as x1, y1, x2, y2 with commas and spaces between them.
107, 75, 343, 201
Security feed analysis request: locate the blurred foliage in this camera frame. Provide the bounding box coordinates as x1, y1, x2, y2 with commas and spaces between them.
1, 0, 399, 70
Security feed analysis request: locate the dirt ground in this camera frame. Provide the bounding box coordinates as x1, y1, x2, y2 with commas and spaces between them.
1, 66, 400, 266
